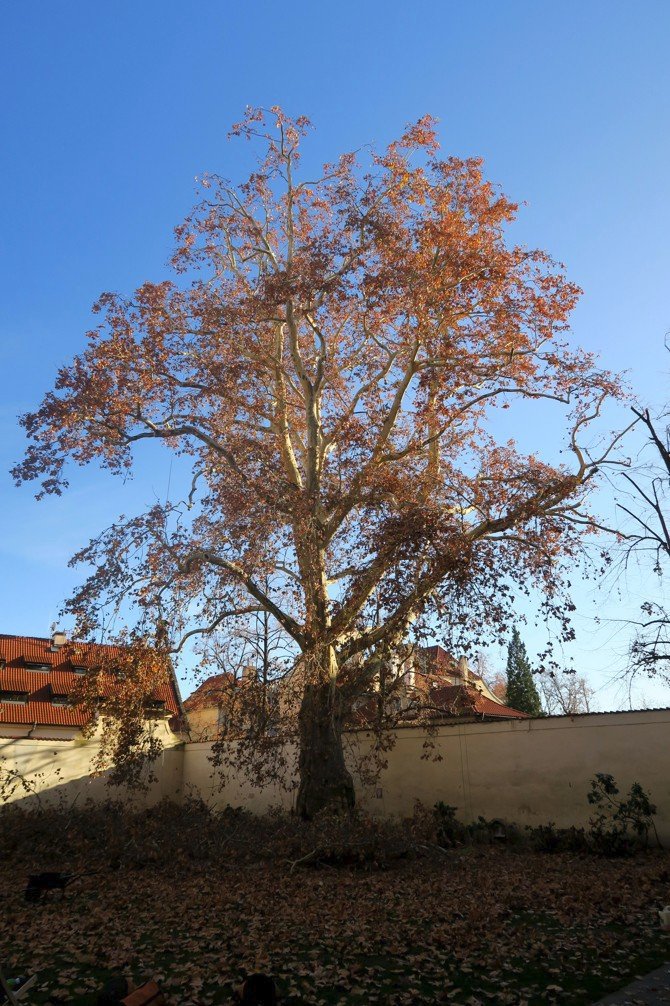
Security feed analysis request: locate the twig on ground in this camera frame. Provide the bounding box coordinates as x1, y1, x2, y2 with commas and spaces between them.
417, 842, 450, 855
289, 848, 319, 872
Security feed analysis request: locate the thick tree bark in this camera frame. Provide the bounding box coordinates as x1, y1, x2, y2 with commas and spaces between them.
296, 679, 355, 819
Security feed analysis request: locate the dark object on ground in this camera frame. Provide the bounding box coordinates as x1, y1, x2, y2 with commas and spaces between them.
24, 871, 91, 902
97, 976, 130, 1006
120, 981, 165, 1006
0, 970, 38, 1005
235, 974, 277, 1005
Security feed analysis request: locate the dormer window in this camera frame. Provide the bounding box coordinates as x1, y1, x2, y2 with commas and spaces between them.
0, 690, 30, 704
25, 662, 50, 672
144, 699, 166, 718
71, 665, 87, 675
51, 693, 71, 707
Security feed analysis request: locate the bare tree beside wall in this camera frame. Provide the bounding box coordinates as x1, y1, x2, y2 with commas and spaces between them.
539, 672, 594, 715
613, 398, 670, 686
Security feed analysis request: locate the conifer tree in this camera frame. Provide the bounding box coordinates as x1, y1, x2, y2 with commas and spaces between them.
506, 627, 543, 716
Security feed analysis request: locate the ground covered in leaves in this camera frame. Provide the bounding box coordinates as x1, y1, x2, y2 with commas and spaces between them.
1, 802, 669, 1005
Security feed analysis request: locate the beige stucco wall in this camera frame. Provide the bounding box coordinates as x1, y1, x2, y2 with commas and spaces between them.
0, 721, 184, 809
3, 710, 669, 839
185, 706, 221, 742
180, 710, 670, 841
181, 740, 297, 812
347, 710, 670, 839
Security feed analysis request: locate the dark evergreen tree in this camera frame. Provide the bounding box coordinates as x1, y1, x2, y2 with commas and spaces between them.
506, 627, 543, 716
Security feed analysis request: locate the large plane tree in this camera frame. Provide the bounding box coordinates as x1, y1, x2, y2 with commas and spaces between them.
14, 108, 620, 817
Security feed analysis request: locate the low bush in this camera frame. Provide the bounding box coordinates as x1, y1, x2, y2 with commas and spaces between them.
0, 798, 432, 874
526, 822, 588, 854
0, 771, 660, 873
282, 809, 416, 868
587, 773, 660, 854
430, 771, 660, 857
431, 801, 523, 848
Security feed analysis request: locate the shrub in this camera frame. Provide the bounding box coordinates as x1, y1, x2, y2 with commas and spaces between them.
587, 773, 660, 855
0, 773, 659, 873
433, 802, 464, 847
286, 810, 415, 869
0, 799, 428, 874
432, 802, 522, 848
527, 822, 588, 854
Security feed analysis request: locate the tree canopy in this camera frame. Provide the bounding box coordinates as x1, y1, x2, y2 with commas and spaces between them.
13, 107, 621, 815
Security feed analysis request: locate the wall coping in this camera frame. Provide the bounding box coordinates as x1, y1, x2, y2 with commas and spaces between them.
344, 706, 670, 738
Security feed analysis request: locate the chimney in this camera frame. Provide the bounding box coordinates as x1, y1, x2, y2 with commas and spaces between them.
241, 664, 257, 683
50, 630, 67, 651
457, 656, 470, 683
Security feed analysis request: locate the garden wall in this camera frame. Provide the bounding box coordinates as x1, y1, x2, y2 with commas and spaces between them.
0, 724, 183, 809
181, 709, 670, 841
181, 740, 297, 812
3, 709, 669, 841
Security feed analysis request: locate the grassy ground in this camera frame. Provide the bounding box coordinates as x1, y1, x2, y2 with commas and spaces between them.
2, 842, 669, 1005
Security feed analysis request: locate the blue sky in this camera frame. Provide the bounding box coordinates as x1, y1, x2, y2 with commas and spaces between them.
2, 1, 669, 705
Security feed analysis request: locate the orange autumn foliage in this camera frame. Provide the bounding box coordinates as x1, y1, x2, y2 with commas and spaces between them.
14, 107, 623, 814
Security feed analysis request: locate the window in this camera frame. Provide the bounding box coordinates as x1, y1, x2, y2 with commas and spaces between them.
0, 690, 30, 704
25, 662, 50, 672
144, 699, 166, 717
71, 665, 87, 675
51, 694, 71, 707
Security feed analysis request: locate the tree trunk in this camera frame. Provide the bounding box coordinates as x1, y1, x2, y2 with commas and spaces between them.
296, 680, 355, 819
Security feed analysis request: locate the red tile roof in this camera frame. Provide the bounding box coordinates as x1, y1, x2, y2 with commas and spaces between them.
421, 644, 454, 669
0, 733, 85, 741
183, 673, 236, 712
349, 682, 529, 728
425, 684, 529, 720
420, 645, 484, 683
0, 634, 181, 728
182, 646, 528, 727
